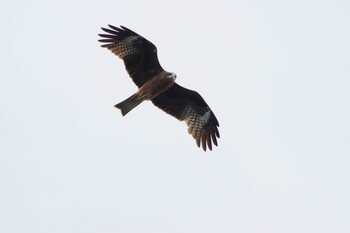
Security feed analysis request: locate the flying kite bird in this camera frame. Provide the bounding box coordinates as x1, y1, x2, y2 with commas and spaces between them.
98, 25, 220, 151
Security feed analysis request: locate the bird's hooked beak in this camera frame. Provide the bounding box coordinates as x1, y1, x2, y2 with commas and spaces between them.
168, 72, 177, 81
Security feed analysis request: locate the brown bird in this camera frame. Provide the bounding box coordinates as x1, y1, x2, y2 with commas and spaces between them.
98, 25, 220, 151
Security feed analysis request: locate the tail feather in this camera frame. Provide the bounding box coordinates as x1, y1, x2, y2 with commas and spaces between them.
114, 94, 142, 116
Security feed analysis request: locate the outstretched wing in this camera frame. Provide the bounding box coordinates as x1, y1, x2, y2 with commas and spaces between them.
152, 83, 220, 151
98, 25, 164, 87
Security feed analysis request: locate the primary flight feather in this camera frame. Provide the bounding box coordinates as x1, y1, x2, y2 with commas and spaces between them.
98, 25, 220, 151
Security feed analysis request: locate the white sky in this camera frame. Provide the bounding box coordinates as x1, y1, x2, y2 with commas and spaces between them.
1, 0, 350, 232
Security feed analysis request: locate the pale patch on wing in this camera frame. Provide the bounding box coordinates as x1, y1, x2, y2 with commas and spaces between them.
108, 36, 139, 59
183, 107, 211, 134
181, 105, 216, 150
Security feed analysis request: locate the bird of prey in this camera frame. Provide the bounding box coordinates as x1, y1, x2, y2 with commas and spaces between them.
98, 25, 220, 151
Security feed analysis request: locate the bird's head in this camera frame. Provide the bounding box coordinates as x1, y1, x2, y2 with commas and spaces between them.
167, 72, 177, 81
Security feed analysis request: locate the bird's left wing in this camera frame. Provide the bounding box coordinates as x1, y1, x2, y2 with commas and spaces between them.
152, 83, 220, 151
98, 25, 164, 87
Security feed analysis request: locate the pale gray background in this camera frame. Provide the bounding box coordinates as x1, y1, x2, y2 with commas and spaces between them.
1, 0, 349, 232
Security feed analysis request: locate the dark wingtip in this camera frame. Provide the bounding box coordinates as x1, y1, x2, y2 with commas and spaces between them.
193, 125, 220, 152
98, 39, 114, 43
196, 137, 201, 148
201, 135, 207, 152
215, 127, 220, 138
207, 131, 212, 151
212, 132, 218, 146
98, 34, 115, 38
120, 25, 130, 31
108, 24, 120, 31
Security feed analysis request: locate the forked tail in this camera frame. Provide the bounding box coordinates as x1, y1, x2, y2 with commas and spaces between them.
114, 94, 143, 116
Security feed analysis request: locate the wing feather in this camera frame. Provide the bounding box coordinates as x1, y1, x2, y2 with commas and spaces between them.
98, 34, 116, 39
98, 25, 164, 87
101, 27, 119, 35
152, 83, 220, 151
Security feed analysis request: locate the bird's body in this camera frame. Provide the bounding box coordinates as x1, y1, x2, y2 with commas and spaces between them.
98, 25, 220, 151
115, 71, 176, 116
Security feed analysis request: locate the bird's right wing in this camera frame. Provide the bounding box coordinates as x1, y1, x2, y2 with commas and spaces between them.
98, 25, 164, 87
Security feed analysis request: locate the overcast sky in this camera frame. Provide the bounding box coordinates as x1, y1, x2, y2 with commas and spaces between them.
1, 0, 350, 232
